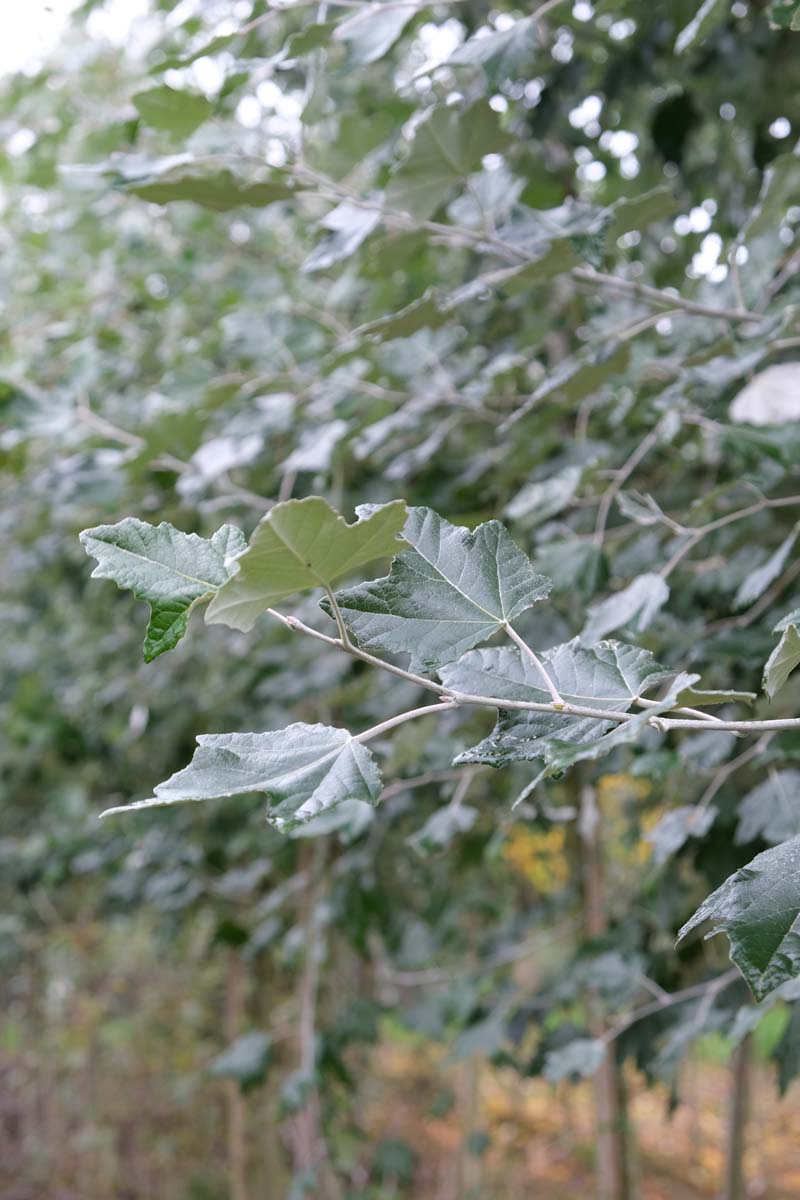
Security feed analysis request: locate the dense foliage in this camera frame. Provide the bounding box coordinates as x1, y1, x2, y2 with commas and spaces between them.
3, 0, 800, 1195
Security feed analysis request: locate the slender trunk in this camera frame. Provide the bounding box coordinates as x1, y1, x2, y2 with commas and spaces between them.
723, 1034, 751, 1200
579, 781, 632, 1200
225, 949, 249, 1200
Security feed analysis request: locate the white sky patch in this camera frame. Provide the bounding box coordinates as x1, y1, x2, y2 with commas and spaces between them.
569, 94, 602, 129
0, 0, 82, 76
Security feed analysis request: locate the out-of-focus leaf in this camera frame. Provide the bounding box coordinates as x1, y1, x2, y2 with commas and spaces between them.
127, 162, 295, 209
581, 573, 670, 646
543, 1038, 605, 1082
208, 1031, 271, 1089
302, 200, 381, 272
445, 17, 540, 86
679, 838, 800, 1001
333, 2, 416, 64
735, 529, 797, 609
736, 770, 800, 845
505, 466, 582, 527
409, 804, 478, 854
132, 85, 213, 138
646, 805, 717, 866
386, 103, 512, 220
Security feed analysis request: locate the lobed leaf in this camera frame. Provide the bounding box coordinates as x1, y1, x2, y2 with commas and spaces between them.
763, 624, 800, 699
327, 507, 551, 673
206, 497, 407, 632
678, 838, 800, 1001
80, 518, 245, 661
447, 639, 672, 767
100, 722, 382, 830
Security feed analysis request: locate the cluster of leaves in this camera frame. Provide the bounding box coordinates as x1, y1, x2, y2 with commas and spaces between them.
3, 0, 800, 1191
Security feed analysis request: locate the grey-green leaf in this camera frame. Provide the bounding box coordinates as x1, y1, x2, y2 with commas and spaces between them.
333, 2, 415, 63
447, 639, 672, 767
206, 497, 407, 632
581, 572, 670, 646
678, 838, 800, 1001
386, 103, 512, 221
208, 1032, 271, 1089
736, 771, 800, 845
735, 529, 797, 609
328, 507, 551, 673
132, 85, 213, 138
100, 723, 382, 831
763, 624, 800, 700
80, 519, 245, 661
127, 163, 295, 210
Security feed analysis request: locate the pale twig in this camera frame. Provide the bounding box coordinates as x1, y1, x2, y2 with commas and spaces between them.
264, 608, 800, 734
602, 969, 740, 1046
659, 494, 800, 581
698, 733, 776, 810
506, 623, 564, 706
594, 424, 663, 546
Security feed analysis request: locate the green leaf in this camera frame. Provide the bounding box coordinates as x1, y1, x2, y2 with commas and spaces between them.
333, 2, 416, 64
80, 519, 245, 661
763, 625, 800, 700
675, 0, 728, 54
132, 85, 213, 138
769, 0, 800, 29
445, 17, 539, 86
504, 465, 582, 527
735, 528, 798, 609
327, 507, 551, 673
100, 722, 382, 830
353, 290, 448, 344
447, 639, 672, 767
646, 805, 717, 866
408, 804, 478, 855
676, 686, 756, 706
503, 342, 630, 432
302, 201, 381, 273
208, 1031, 271, 1089
581, 573, 670, 646
540, 672, 699, 775
606, 187, 679, 241
736, 771, 800, 845
543, 1038, 605, 1083
127, 162, 295, 210
678, 838, 800, 1001
386, 103, 512, 220
206, 497, 407, 632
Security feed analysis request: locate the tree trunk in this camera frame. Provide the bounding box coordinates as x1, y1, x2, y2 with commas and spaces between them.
723, 1034, 751, 1200
580, 781, 632, 1200
225, 949, 249, 1200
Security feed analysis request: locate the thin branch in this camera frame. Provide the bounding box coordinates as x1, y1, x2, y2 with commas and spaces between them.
571, 267, 761, 325
698, 732, 776, 810
356, 700, 457, 743
602, 968, 741, 1046
265, 609, 800, 735
660, 494, 800, 581
594, 424, 662, 546
506, 623, 564, 705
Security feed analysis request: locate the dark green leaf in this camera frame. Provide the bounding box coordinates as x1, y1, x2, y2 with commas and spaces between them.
679, 838, 800, 1000
132, 85, 213, 138
328, 507, 551, 673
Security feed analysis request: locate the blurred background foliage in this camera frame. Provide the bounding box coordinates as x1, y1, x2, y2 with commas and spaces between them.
2, 0, 800, 1196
